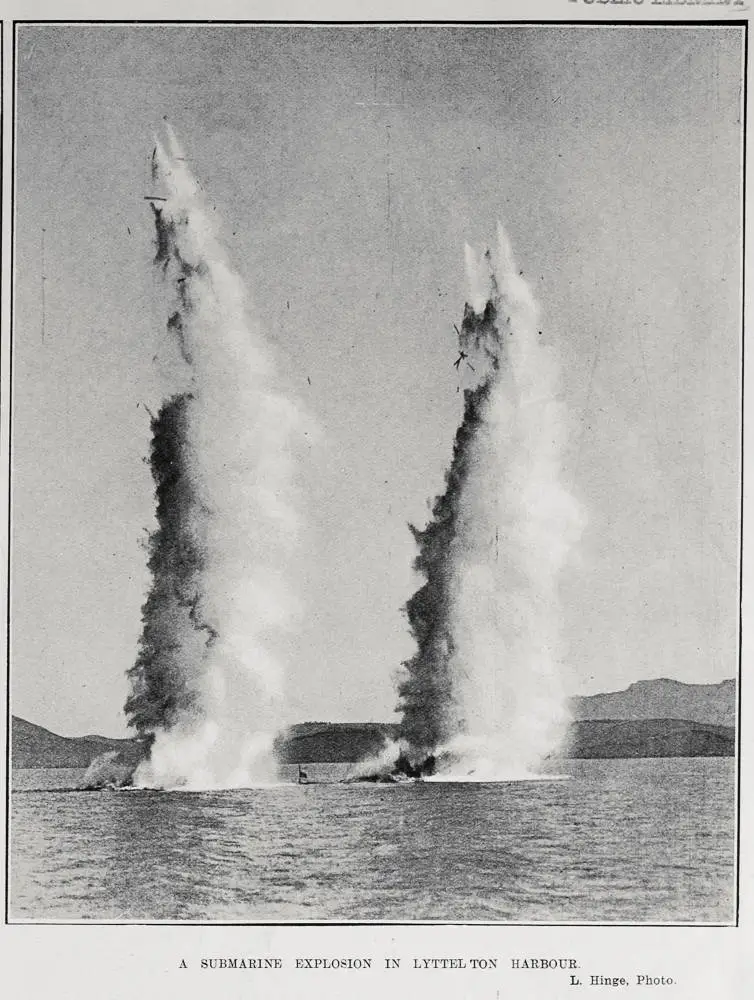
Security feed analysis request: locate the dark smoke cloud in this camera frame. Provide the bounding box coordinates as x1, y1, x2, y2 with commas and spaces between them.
124, 394, 214, 739
395, 227, 584, 780
396, 299, 501, 765
124, 182, 214, 748
151, 204, 177, 272
120, 131, 305, 788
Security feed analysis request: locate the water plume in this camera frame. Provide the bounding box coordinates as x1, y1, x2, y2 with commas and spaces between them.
396, 224, 584, 779
123, 129, 304, 789
344, 740, 403, 783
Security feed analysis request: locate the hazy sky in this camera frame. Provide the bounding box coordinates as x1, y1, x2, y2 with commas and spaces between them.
12, 24, 742, 737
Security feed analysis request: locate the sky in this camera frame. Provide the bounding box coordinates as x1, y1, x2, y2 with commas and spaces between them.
11, 24, 743, 737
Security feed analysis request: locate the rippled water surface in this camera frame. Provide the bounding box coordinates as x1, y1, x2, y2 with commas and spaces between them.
10, 758, 735, 922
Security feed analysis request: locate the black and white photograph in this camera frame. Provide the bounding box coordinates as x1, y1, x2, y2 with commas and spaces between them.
3, 11, 744, 945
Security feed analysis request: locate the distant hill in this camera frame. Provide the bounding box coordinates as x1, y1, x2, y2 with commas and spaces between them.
11, 678, 737, 768
569, 678, 735, 726
564, 719, 734, 759
277, 719, 733, 763
272, 679, 738, 762
275, 722, 399, 764
11, 717, 132, 769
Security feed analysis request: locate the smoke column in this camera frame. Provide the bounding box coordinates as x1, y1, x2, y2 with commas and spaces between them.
397, 224, 584, 779
124, 129, 303, 788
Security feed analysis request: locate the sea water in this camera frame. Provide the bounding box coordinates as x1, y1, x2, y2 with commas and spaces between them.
10, 758, 734, 923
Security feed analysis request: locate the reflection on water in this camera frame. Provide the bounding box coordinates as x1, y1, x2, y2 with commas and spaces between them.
10, 758, 735, 923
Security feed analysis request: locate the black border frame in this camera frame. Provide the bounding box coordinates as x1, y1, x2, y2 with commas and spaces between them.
3, 17, 746, 929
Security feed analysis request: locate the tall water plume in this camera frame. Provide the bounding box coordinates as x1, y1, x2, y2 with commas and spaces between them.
124, 130, 303, 788
397, 224, 584, 778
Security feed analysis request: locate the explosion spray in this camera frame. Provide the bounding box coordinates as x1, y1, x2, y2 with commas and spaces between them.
396, 224, 583, 779
123, 130, 303, 788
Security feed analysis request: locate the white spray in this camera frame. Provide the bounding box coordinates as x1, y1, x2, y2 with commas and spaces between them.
397, 224, 583, 780
447, 224, 584, 777
130, 130, 304, 789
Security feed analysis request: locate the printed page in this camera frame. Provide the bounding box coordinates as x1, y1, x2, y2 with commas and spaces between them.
0, 3, 749, 998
